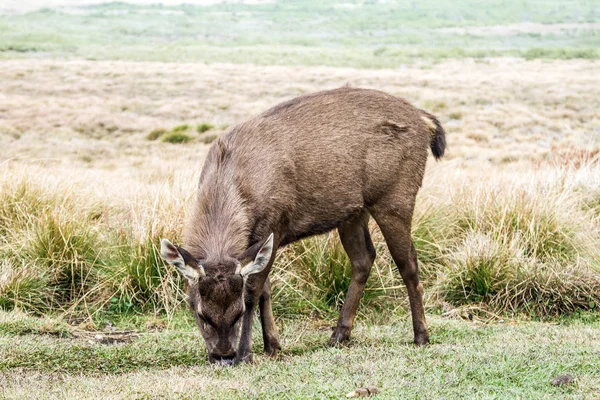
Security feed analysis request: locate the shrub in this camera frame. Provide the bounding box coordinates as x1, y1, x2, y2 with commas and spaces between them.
146, 129, 167, 141
171, 124, 190, 133
429, 172, 600, 317
161, 132, 193, 144
196, 123, 214, 133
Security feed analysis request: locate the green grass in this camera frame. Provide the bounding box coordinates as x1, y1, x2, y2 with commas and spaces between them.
171, 124, 190, 133
197, 123, 214, 134
0, 1, 598, 66
1, 311, 599, 398
161, 131, 194, 144
146, 128, 167, 141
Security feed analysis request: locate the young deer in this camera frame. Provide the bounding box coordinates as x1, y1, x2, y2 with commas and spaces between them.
161, 87, 446, 365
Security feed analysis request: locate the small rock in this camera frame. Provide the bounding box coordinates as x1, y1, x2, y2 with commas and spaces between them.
366, 386, 378, 395
94, 334, 104, 341
551, 374, 574, 387
346, 387, 379, 397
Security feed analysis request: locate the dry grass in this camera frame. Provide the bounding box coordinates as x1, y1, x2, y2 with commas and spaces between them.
1, 58, 599, 320
1, 59, 598, 169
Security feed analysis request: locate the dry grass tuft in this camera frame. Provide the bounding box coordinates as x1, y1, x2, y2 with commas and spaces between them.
1, 161, 599, 320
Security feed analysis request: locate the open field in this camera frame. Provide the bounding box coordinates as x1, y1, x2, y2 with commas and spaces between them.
1, 1, 599, 66
1, 0, 600, 398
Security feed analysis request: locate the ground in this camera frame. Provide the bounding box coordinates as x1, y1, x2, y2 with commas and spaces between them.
1, 312, 599, 399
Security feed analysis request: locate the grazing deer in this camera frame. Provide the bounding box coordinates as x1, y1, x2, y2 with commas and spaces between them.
161, 86, 446, 365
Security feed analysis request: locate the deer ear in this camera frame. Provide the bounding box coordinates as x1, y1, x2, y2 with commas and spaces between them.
240, 233, 274, 278
160, 239, 205, 282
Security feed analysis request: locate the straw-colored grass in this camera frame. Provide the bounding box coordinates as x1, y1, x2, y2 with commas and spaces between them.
1, 162, 598, 321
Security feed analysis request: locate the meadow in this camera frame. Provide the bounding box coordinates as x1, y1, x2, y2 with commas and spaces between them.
1, 0, 599, 66
1, 1, 600, 399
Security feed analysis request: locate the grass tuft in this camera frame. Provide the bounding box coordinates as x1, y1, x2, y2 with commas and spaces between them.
1, 164, 599, 320
171, 124, 190, 133
161, 132, 193, 144
146, 128, 167, 141
27, 214, 101, 308
196, 123, 214, 133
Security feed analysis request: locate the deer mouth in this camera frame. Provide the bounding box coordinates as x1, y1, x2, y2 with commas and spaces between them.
211, 353, 236, 366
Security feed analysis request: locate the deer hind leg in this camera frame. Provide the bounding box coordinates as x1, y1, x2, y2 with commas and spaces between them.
368, 194, 429, 346
328, 210, 376, 346
259, 276, 281, 357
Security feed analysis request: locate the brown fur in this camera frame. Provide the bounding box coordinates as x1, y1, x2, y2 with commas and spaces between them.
178, 86, 446, 364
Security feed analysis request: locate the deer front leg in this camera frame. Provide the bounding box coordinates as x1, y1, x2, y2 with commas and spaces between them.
235, 240, 278, 364
235, 290, 259, 364
259, 277, 281, 357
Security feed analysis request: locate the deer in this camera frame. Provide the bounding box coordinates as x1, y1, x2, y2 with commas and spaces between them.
160, 86, 446, 365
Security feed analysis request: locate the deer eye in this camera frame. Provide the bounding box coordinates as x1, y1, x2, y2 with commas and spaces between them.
198, 313, 216, 329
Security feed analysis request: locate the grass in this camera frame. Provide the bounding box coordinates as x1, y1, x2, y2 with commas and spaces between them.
197, 123, 214, 134
146, 128, 167, 141
200, 133, 218, 144
524, 47, 599, 60
171, 124, 190, 133
4, 163, 598, 322
0, 1, 598, 66
0, 311, 599, 398
161, 131, 193, 144
427, 174, 600, 317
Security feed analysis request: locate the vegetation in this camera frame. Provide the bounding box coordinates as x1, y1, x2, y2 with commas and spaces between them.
1, 311, 599, 398
197, 123, 214, 134
161, 131, 194, 144
1, 165, 598, 321
200, 134, 218, 144
146, 128, 167, 141
0, 1, 598, 67
171, 124, 190, 133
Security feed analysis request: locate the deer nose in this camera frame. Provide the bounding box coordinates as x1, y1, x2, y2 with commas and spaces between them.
211, 352, 236, 366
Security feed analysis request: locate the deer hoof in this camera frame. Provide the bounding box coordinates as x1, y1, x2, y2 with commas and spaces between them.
414, 334, 430, 346
328, 328, 351, 347
264, 340, 281, 357
233, 353, 253, 365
